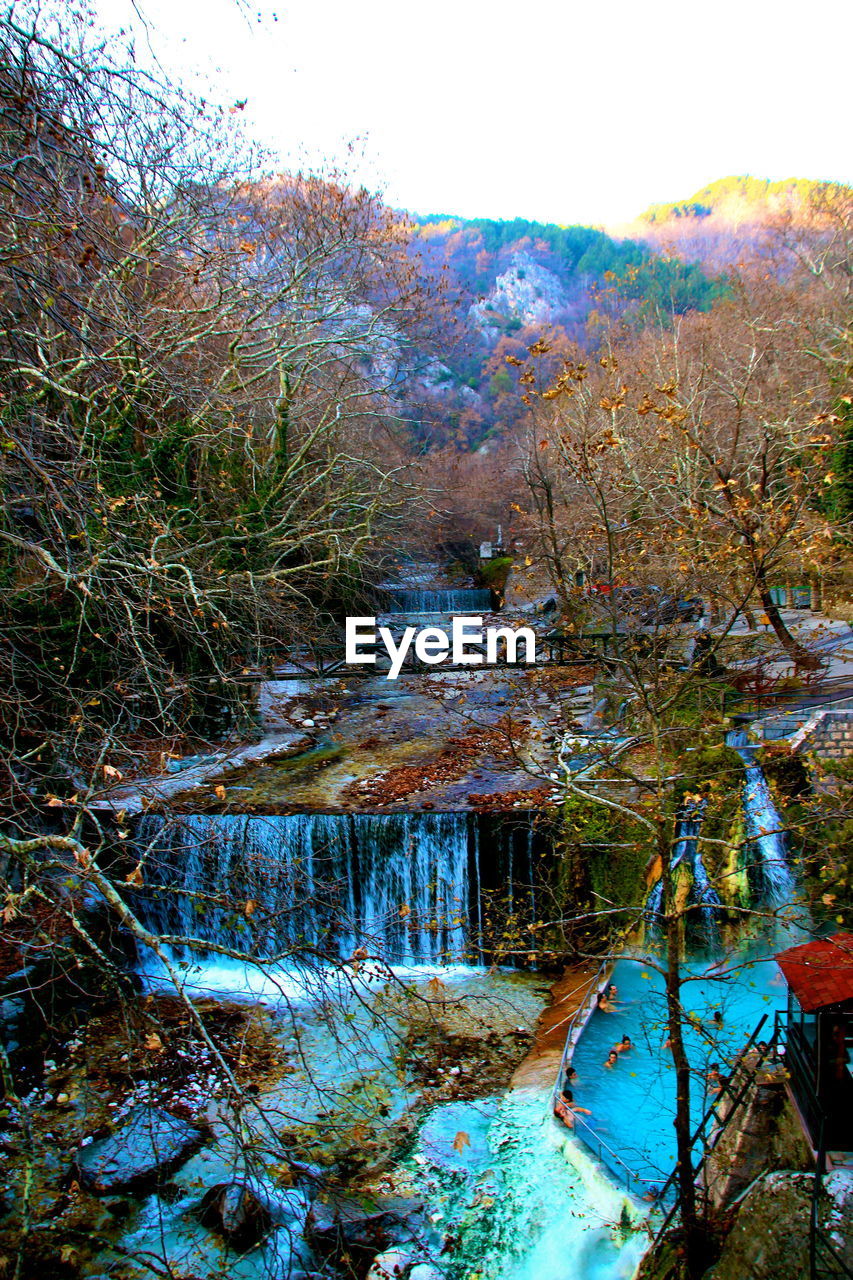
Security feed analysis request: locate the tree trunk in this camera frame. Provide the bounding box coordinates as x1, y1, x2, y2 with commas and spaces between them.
539, 473, 574, 622
661, 822, 704, 1276
273, 365, 292, 475
755, 566, 821, 670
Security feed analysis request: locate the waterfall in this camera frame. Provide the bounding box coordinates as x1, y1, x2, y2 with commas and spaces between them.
646, 801, 721, 939
688, 822, 723, 931
131, 811, 550, 971
133, 812, 471, 966
647, 729, 797, 932
385, 588, 493, 614
726, 730, 796, 907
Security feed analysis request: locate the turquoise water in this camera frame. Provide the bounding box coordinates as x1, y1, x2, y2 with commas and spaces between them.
408, 1093, 648, 1280
566, 948, 791, 1192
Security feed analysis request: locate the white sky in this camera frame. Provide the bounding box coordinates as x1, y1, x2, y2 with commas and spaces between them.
93, 0, 852, 226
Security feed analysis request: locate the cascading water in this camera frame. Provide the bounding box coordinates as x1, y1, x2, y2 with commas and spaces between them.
411, 1093, 646, 1280
134, 811, 471, 966
645, 801, 721, 939
385, 587, 493, 613
690, 831, 723, 922
646, 877, 663, 920
682, 803, 723, 928
131, 811, 547, 974
726, 728, 796, 907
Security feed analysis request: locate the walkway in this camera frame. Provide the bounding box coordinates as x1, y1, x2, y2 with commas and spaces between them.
510, 961, 604, 1094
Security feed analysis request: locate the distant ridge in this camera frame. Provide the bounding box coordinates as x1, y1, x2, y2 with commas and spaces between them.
639, 175, 850, 226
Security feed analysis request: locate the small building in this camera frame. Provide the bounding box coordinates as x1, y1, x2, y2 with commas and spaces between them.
775, 931, 853, 1156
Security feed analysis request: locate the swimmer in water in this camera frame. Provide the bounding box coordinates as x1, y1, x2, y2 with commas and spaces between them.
604, 1049, 619, 1068
553, 1087, 591, 1128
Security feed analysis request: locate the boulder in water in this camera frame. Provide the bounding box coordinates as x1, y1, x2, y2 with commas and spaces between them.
306, 1191, 424, 1267
200, 1177, 307, 1244
366, 1247, 413, 1279
200, 1180, 273, 1246
74, 1106, 205, 1192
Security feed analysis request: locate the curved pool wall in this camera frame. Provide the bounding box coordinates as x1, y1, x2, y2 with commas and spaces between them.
131, 809, 554, 970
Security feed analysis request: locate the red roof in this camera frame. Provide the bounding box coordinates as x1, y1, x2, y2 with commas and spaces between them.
775, 932, 853, 1012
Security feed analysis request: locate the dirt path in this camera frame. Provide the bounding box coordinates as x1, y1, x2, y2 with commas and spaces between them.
510, 961, 604, 1094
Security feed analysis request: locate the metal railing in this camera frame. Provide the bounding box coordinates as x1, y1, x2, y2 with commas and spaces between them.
551, 959, 657, 1197
813, 1226, 853, 1280
811, 1116, 853, 1279
569, 1110, 647, 1198
784, 1024, 827, 1150
651, 1014, 776, 1243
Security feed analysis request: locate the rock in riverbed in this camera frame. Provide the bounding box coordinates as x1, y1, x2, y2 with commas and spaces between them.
199, 1177, 308, 1246
306, 1191, 425, 1270
74, 1105, 205, 1192
200, 1180, 273, 1245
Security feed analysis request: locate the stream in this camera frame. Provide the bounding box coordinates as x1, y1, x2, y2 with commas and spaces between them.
111, 589, 808, 1280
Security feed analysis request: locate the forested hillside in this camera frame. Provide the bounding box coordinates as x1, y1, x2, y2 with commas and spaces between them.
402, 179, 853, 449
404, 213, 727, 446
622, 174, 853, 270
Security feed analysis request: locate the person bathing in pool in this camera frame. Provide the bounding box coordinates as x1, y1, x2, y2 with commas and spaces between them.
604, 1049, 619, 1068
554, 1086, 592, 1128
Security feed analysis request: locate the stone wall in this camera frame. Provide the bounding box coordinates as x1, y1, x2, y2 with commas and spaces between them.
702, 1076, 812, 1210
790, 709, 853, 759
704, 1168, 853, 1280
